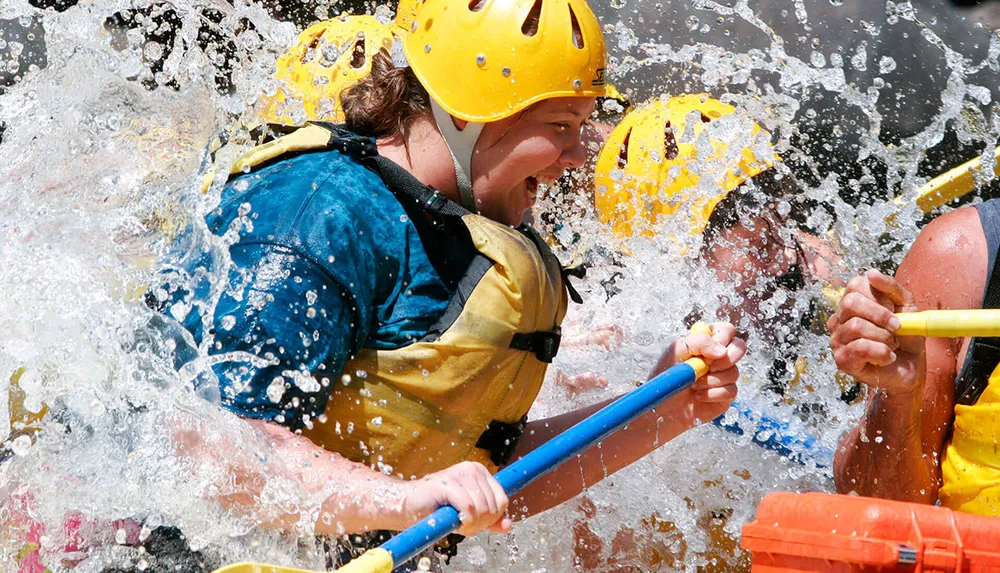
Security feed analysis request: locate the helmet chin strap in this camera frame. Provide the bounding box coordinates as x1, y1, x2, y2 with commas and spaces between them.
430, 100, 484, 213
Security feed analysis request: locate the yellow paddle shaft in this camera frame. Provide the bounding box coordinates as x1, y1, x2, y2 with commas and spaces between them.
332, 549, 394, 573
915, 145, 1000, 213
896, 309, 1000, 338
212, 562, 330, 573
685, 322, 713, 379
212, 548, 393, 573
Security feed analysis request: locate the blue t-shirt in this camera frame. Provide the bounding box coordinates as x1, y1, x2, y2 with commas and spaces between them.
172, 146, 474, 429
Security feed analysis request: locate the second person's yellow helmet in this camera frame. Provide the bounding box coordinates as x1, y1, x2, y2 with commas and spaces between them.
402, 0, 608, 123
259, 15, 394, 125
594, 94, 776, 239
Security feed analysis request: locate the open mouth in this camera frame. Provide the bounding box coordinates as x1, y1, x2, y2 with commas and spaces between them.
526, 176, 539, 203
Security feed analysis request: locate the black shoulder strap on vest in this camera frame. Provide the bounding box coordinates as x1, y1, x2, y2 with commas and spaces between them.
317, 123, 586, 362
956, 251, 1000, 405
311, 122, 472, 220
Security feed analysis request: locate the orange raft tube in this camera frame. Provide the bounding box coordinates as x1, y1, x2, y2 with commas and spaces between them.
741, 492, 1000, 572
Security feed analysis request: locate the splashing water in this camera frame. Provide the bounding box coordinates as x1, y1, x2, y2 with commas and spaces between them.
0, 0, 998, 572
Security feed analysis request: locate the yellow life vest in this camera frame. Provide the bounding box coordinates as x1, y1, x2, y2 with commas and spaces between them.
225, 123, 574, 480
303, 212, 569, 479
940, 360, 1000, 515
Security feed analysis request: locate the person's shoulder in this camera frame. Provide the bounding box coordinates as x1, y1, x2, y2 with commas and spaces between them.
910, 206, 984, 265
899, 205, 988, 310
303, 151, 399, 212
232, 148, 391, 205
214, 147, 402, 235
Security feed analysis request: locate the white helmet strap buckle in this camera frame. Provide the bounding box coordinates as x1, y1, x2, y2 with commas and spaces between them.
430, 99, 484, 213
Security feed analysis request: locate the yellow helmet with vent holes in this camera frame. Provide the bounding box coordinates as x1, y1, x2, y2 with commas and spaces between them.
260, 15, 394, 125
402, 0, 608, 122
594, 94, 775, 239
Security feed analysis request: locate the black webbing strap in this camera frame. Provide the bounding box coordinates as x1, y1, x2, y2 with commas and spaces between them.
366, 155, 472, 219
561, 264, 586, 304
309, 122, 472, 220
475, 415, 528, 468
956, 249, 1000, 405
510, 328, 562, 363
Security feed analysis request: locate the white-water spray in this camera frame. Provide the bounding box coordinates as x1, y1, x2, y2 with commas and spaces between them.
0, 0, 997, 571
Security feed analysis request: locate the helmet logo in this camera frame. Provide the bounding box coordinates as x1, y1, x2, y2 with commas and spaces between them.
592, 67, 606, 87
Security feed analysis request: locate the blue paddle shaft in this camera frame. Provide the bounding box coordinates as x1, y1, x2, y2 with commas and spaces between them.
380, 362, 700, 566
712, 400, 833, 468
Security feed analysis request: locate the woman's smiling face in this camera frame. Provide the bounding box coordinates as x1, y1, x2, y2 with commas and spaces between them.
469, 97, 597, 226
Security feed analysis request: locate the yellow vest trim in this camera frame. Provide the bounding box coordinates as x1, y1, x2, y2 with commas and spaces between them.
941, 361, 1000, 515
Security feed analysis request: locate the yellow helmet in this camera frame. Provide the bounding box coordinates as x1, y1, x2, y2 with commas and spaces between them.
594, 94, 775, 239
393, 0, 426, 36
402, 0, 608, 122
259, 16, 394, 126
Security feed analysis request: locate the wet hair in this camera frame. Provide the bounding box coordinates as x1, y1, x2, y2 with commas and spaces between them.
341, 50, 432, 139
700, 167, 805, 247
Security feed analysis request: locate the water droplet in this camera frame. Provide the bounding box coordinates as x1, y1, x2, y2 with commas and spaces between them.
417, 556, 433, 571
143, 41, 164, 62
220, 315, 236, 330
502, 67, 511, 77
476, 54, 486, 67
399, 214, 409, 223
878, 56, 897, 74
851, 45, 868, 71
267, 377, 286, 403
115, 528, 128, 545
686, 16, 700, 31
372, 416, 383, 426
11, 435, 31, 456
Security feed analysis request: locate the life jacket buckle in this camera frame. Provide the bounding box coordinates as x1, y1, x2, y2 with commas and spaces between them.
510, 328, 562, 363
424, 189, 449, 214
475, 415, 528, 467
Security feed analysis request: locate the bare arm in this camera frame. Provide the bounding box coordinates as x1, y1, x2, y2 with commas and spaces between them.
831, 207, 986, 502
172, 414, 513, 537
509, 385, 698, 518
510, 324, 746, 518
